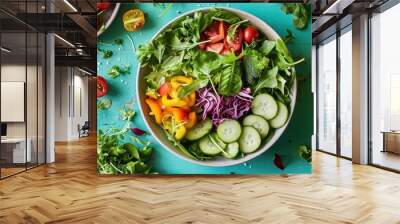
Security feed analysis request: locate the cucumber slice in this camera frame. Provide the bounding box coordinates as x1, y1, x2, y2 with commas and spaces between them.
239, 126, 261, 154
270, 101, 289, 128
251, 94, 278, 120
209, 132, 227, 151
243, 115, 270, 138
223, 142, 239, 159
198, 135, 221, 156
217, 119, 242, 143
185, 118, 212, 141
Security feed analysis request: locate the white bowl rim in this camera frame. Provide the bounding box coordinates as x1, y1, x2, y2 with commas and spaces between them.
136, 7, 297, 167
97, 3, 121, 37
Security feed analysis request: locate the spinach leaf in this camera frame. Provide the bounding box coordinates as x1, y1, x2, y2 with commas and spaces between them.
178, 78, 209, 98
260, 40, 276, 56
276, 74, 287, 95
107, 65, 130, 78
145, 70, 165, 89
283, 29, 294, 44
160, 55, 183, 74
193, 51, 222, 76
113, 38, 124, 46
208, 8, 242, 24
298, 144, 312, 163
275, 53, 305, 70
275, 39, 292, 62
218, 61, 243, 96
97, 98, 112, 110
98, 48, 113, 59
253, 66, 278, 95
97, 129, 153, 174
281, 3, 309, 30
243, 49, 269, 85
274, 39, 304, 70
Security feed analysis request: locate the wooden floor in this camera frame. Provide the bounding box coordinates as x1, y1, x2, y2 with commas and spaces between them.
1, 136, 400, 224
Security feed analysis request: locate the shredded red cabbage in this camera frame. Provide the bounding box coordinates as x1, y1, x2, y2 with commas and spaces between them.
195, 87, 253, 126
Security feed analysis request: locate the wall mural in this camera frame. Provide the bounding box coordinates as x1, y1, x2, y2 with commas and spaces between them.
97, 3, 312, 174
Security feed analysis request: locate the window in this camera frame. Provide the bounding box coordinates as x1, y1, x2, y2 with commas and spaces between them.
370, 2, 400, 171
339, 27, 352, 158
317, 35, 337, 154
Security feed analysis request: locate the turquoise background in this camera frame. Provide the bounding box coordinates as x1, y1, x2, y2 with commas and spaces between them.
97, 3, 312, 174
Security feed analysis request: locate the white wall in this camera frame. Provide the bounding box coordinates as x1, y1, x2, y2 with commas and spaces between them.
54, 67, 89, 141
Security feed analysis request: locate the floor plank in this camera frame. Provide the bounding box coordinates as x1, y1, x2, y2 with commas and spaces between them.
0, 136, 400, 224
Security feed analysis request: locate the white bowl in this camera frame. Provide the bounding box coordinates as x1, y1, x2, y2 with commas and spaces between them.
137, 7, 297, 167
97, 3, 121, 36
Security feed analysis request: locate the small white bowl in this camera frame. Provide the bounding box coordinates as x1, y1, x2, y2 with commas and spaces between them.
97, 3, 121, 37
137, 7, 297, 167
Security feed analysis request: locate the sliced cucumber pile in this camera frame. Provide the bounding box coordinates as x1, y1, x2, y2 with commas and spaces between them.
242, 115, 269, 138
185, 118, 212, 141
209, 132, 227, 151
199, 135, 222, 156
239, 126, 261, 154
184, 94, 290, 160
270, 101, 288, 128
251, 93, 278, 120
217, 119, 241, 143
223, 142, 239, 159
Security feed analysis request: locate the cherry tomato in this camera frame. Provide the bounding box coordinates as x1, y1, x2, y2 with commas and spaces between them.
203, 21, 220, 38
158, 82, 171, 96
226, 28, 243, 52
97, 3, 112, 11
122, 9, 145, 32
206, 43, 224, 54
97, 76, 108, 98
243, 26, 259, 44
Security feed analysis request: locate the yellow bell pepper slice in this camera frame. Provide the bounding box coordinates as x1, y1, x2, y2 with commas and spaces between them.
170, 76, 193, 89
161, 95, 188, 108
145, 98, 162, 124
168, 87, 178, 98
174, 126, 187, 140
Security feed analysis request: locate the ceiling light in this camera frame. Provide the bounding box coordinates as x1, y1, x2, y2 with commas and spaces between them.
1, 47, 11, 53
54, 34, 75, 48
63, 0, 78, 12
323, 0, 342, 14
78, 67, 93, 76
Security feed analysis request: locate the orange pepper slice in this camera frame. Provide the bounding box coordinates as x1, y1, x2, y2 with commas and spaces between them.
145, 98, 162, 124
186, 92, 196, 107
165, 107, 188, 122
184, 112, 197, 129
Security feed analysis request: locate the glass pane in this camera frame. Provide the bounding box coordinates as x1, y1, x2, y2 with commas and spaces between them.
371, 4, 400, 171
339, 28, 352, 158
1, 31, 27, 177
38, 32, 45, 165
27, 31, 38, 169
317, 36, 337, 154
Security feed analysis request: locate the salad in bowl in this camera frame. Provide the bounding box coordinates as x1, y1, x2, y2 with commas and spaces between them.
137, 8, 303, 166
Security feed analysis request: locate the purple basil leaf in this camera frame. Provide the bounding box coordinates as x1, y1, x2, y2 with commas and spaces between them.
273, 154, 284, 170
131, 128, 146, 136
